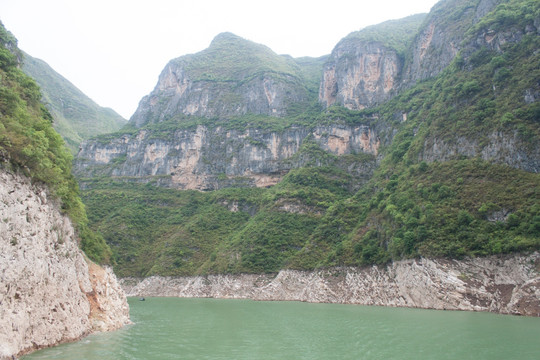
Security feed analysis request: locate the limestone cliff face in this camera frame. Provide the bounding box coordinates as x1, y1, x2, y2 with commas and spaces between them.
421, 131, 540, 173
75, 124, 381, 190
402, 0, 501, 86
319, 40, 400, 110
319, 1, 505, 102
0, 170, 130, 359
121, 252, 540, 316
130, 33, 311, 128
131, 64, 308, 128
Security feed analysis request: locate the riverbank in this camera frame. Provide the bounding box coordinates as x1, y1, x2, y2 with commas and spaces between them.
121, 252, 540, 316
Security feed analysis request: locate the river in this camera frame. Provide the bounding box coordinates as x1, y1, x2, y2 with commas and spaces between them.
23, 297, 540, 359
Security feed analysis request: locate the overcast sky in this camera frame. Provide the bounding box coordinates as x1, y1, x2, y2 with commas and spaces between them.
0, 0, 439, 119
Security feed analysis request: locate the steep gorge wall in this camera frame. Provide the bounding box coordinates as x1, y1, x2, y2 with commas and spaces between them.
421, 131, 540, 173
122, 252, 540, 316
319, 40, 400, 110
0, 170, 130, 359
129, 33, 312, 128
130, 63, 309, 128
401, 0, 500, 86
75, 123, 381, 190
319, 0, 506, 106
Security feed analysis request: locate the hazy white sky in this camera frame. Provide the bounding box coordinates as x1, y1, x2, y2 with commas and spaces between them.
0, 0, 439, 119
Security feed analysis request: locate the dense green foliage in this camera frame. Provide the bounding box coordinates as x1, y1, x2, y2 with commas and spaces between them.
343, 13, 426, 55
80, 0, 540, 276
310, 160, 540, 268
0, 22, 111, 263
81, 162, 360, 276
468, 0, 540, 35
22, 53, 126, 153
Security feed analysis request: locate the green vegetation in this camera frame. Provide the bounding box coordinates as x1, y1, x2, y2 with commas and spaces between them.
22, 53, 126, 153
81, 162, 361, 276
344, 13, 426, 55
317, 160, 540, 268
467, 0, 540, 36
0, 22, 111, 264
181, 32, 305, 83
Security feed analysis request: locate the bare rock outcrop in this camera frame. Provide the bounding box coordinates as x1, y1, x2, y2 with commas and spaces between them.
0, 170, 130, 359
74, 123, 381, 191
420, 131, 540, 173
130, 33, 311, 128
319, 40, 400, 110
122, 252, 540, 316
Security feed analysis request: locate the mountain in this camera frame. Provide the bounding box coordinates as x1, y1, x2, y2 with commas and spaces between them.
22, 53, 126, 153
129, 32, 318, 128
75, 0, 539, 282
0, 21, 129, 359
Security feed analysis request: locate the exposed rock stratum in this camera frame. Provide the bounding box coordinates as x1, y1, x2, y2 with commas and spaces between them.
0, 170, 130, 359
122, 253, 540, 316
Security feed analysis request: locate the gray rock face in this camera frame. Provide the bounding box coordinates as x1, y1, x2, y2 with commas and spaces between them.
319, 40, 401, 110
0, 170, 130, 359
121, 252, 540, 316
401, 0, 499, 86
129, 33, 311, 128
75, 123, 381, 190
130, 64, 309, 128
421, 131, 540, 173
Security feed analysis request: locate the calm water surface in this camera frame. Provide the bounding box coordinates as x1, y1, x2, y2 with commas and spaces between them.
24, 297, 540, 359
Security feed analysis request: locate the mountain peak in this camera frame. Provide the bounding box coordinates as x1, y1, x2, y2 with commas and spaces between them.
210, 32, 245, 45
206, 32, 270, 55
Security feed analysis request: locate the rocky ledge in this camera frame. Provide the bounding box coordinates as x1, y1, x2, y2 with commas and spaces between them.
0, 170, 130, 359
122, 252, 540, 316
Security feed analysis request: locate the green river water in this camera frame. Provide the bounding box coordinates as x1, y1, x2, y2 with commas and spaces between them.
23, 297, 540, 359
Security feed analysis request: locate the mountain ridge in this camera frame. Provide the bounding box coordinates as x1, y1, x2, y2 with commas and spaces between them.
128, 32, 319, 127
21, 53, 126, 153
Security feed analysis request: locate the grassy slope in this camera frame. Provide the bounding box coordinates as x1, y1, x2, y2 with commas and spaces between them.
343, 13, 427, 55
181, 32, 305, 83
22, 53, 126, 153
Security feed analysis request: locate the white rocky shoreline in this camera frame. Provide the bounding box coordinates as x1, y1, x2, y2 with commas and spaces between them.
121, 252, 540, 316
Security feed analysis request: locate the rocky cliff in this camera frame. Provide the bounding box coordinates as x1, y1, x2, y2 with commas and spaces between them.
319, 14, 425, 109
0, 170, 130, 359
122, 252, 540, 316
420, 131, 540, 173
319, 40, 401, 110
75, 123, 381, 190
401, 0, 501, 86
130, 33, 314, 128
75, 33, 388, 190
76, 1, 540, 188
